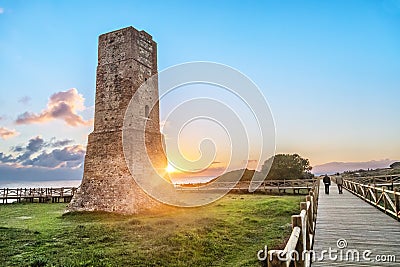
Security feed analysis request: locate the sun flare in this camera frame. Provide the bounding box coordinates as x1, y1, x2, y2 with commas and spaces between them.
166, 163, 177, 173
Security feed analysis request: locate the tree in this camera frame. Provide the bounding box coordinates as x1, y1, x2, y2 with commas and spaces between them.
390, 162, 400, 169
261, 154, 312, 180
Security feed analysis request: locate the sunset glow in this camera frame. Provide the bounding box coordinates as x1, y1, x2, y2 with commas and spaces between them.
166, 163, 178, 174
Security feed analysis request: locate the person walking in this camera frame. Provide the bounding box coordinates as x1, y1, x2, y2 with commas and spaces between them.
323, 174, 331, 194
336, 174, 344, 194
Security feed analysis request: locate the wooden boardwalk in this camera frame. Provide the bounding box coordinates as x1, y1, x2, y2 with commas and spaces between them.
0, 187, 77, 204
312, 180, 400, 266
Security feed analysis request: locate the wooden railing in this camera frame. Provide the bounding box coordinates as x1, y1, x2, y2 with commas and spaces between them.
0, 187, 77, 203
176, 179, 317, 194
266, 179, 320, 267
344, 175, 400, 190
343, 179, 400, 220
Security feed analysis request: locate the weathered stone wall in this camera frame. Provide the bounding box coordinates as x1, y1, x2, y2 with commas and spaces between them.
66, 26, 167, 214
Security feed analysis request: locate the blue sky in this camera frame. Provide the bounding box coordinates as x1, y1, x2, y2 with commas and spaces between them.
0, 0, 399, 182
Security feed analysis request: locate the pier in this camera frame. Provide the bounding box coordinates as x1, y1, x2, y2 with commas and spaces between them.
0, 187, 77, 204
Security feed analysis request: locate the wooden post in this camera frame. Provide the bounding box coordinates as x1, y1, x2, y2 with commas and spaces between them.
368, 186, 372, 202
300, 201, 311, 251
390, 178, 394, 191
394, 188, 399, 221
292, 215, 305, 267
306, 196, 314, 233
310, 193, 316, 219
268, 251, 286, 267
383, 188, 387, 214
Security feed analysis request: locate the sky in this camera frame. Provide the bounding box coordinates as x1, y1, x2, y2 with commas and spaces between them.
0, 0, 399, 182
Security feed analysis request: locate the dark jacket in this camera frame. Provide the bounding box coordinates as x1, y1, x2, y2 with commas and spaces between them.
323, 175, 331, 185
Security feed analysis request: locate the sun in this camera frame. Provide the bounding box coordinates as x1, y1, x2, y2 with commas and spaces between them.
166, 163, 177, 173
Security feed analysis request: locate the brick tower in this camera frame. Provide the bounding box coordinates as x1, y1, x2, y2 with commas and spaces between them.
67, 26, 167, 214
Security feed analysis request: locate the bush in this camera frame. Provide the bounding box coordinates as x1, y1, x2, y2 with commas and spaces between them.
261, 154, 312, 180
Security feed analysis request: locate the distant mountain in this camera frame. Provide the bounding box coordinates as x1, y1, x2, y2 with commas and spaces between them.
213, 168, 257, 182
312, 159, 398, 175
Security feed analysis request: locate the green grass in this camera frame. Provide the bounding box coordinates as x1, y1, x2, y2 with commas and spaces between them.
0, 194, 302, 267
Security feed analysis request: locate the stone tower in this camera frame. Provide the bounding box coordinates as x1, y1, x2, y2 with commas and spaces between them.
67, 26, 167, 214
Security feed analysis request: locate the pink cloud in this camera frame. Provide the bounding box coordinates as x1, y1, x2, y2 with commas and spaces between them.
0, 127, 19, 140
15, 88, 93, 127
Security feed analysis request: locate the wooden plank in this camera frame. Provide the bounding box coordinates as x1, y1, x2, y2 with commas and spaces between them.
368, 188, 377, 202
383, 192, 396, 212
312, 181, 400, 266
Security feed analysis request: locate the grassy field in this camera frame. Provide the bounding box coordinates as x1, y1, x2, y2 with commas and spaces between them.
0, 194, 302, 267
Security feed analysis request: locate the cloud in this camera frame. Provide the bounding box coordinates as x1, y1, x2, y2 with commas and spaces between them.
15, 88, 93, 127
47, 137, 74, 148
0, 8, 4, 14
25, 145, 85, 168
14, 136, 45, 162
26, 136, 45, 152
18, 96, 31, 105
11, 146, 24, 152
1, 136, 84, 169
0, 153, 14, 163
0, 127, 20, 140
11, 136, 73, 154
0, 115, 11, 121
